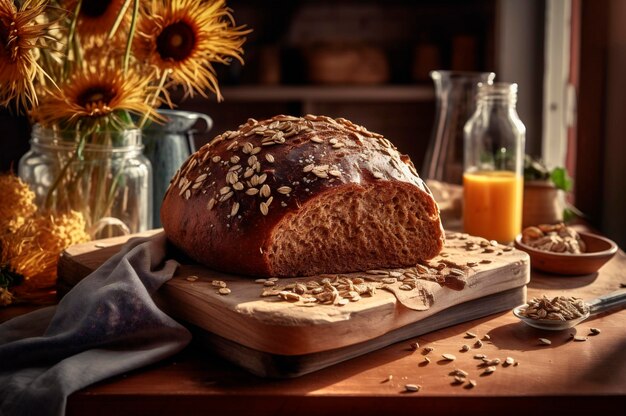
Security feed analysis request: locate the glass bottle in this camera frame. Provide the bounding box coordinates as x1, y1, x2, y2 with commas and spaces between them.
422, 70, 495, 185
463, 82, 526, 243
18, 125, 152, 239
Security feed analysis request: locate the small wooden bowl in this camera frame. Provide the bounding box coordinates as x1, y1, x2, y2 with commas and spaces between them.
514, 232, 618, 275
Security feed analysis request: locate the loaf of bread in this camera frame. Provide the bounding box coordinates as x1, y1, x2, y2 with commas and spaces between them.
161, 115, 444, 277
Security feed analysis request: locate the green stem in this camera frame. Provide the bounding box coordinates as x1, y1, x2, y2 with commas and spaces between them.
63, 0, 82, 80
123, 0, 139, 74
44, 135, 85, 210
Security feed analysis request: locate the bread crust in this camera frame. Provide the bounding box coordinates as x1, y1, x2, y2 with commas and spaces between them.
161, 114, 444, 277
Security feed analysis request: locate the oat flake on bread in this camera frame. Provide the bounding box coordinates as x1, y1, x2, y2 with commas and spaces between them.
160, 114, 445, 277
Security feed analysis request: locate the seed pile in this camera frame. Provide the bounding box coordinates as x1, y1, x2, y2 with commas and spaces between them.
519, 295, 589, 321
256, 263, 472, 305
521, 223, 586, 254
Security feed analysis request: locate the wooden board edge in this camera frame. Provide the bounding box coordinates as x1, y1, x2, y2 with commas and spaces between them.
192, 286, 526, 378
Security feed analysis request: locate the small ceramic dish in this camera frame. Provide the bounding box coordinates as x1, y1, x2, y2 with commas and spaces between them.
514, 232, 618, 275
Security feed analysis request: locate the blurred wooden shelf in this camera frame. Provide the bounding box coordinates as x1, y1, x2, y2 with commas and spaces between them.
218, 85, 435, 102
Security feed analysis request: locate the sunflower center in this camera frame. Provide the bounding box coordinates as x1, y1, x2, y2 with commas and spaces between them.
156, 21, 196, 61
77, 86, 115, 109
81, 0, 112, 18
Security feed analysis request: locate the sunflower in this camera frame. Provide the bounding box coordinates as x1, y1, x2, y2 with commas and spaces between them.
33, 63, 162, 129
135, 0, 250, 101
0, 0, 53, 110
62, 0, 131, 42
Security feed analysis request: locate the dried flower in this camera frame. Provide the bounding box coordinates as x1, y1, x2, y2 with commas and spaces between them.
135, 0, 250, 101
33, 63, 162, 129
0, 286, 14, 306
0, 173, 37, 234
0, 0, 53, 110
64, 0, 131, 41
1, 210, 90, 291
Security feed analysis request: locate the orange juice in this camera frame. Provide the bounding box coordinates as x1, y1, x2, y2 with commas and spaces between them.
463, 171, 523, 243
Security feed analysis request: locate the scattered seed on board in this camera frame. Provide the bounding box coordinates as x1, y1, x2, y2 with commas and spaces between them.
460, 344, 470, 352
482, 334, 491, 341
211, 280, 227, 288
482, 357, 500, 365
451, 369, 468, 377
539, 338, 552, 345
573, 335, 588, 342
218, 287, 231, 295
186, 275, 198, 282
423, 357, 431, 364
474, 354, 486, 359
409, 342, 419, 350
404, 384, 421, 392
505, 357, 515, 366
589, 328, 601, 335
382, 375, 393, 383
263, 281, 276, 287
465, 332, 477, 338
442, 354, 456, 361
474, 340, 483, 348
483, 366, 496, 375
254, 278, 267, 284
467, 379, 477, 388
423, 346, 434, 354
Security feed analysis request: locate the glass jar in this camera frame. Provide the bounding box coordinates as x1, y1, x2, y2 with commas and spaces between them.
463, 82, 526, 243
18, 125, 152, 239
422, 70, 495, 185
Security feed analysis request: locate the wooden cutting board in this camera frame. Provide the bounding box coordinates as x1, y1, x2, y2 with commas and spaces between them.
57, 230, 530, 377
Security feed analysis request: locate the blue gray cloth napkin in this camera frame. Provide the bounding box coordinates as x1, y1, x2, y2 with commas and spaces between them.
0, 233, 192, 416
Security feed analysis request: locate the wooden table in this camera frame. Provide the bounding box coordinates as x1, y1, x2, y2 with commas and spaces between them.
2, 247, 625, 415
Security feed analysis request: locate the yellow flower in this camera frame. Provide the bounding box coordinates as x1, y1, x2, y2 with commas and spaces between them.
135, 0, 250, 101
0, 286, 13, 306
0, 0, 52, 110
1, 210, 90, 290
63, 0, 130, 42
0, 173, 37, 235
33, 63, 161, 128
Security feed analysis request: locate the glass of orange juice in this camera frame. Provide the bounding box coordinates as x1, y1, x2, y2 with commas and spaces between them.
463, 83, 525, 243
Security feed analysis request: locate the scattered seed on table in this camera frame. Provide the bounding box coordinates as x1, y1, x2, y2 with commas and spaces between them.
482, 334, 491, 341
423, 357, 431, 364
460, 344, 470, 352
218, 287, 231, 295
451, 369, 468, 377
589, 328, 601, 335
409, 341, 420, 350
474, 354, 486, 359
504, 357, 515, 366
382, 375, 393, 383
465, 332, 477, 338
423, 346, 434, 354
404, 384, 421, 392
442, 354, 457, 361
452, 375, 465, 384
539, 338, 552, 345
573, 335, 588, 342
467, 379, 477, 388
474, 340, 483, 348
